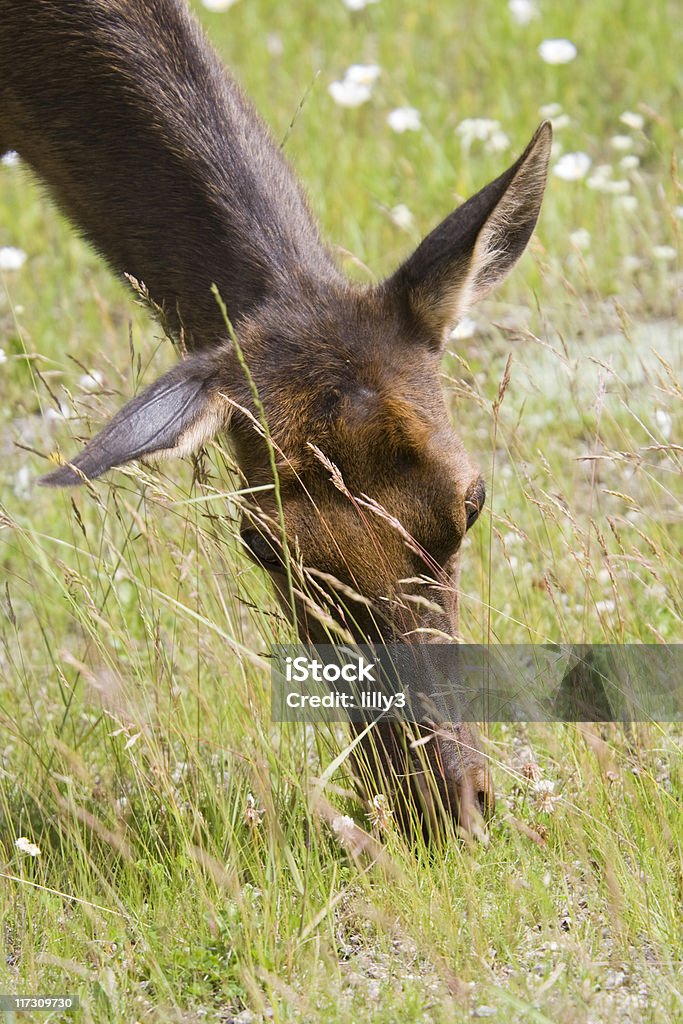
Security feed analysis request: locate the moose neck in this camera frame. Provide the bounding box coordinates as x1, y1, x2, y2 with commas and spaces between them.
1, 0, 341, 347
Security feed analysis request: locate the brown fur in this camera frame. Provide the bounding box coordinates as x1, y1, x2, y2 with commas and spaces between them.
0, 0, 552, 834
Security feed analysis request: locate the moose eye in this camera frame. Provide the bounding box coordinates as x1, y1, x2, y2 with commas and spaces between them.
464, 477, 486, 532
241, 528, 283, 569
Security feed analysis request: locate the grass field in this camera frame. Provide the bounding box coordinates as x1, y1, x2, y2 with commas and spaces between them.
1, 0, 682, 1020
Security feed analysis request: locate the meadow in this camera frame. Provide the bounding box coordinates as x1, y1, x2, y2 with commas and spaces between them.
0, 0, 681, 1020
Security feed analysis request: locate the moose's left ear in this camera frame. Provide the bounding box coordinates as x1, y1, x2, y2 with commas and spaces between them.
40, 347, 238, 486
384, 121, 552, 346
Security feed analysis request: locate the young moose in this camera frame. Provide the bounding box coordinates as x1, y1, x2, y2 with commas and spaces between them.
0, 0, 551, 835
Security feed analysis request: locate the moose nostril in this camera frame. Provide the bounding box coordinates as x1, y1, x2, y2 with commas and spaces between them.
465, 477, 486, 531
241, 528, 282, 570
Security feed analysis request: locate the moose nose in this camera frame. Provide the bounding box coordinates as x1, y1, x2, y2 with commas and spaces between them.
464, 476, 486, 531
457, 768, 495, 833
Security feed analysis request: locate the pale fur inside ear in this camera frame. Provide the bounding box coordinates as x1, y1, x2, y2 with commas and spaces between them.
40, 353, 234, 487
460, 131, 552, 312
389, 122, 552, 346
408, 255, 471, 343
148, 393, 231, 461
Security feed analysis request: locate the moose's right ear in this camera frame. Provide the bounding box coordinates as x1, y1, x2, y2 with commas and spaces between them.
40, 348, 237, 486
384, 121, 552, 348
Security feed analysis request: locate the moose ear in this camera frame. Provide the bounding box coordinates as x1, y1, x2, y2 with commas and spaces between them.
385, 121, 552, 346
40, 349, 236, 486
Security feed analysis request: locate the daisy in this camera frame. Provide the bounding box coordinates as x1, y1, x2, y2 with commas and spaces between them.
387, 106, 421, 133
538, 39, 577, 64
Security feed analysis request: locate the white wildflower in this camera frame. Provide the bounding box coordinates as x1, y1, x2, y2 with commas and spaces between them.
345, 63, 381, 86
0, 348, 6, 364
553, 152, 591, 181
622, 255, 643, 273
78, 369, 104, 391
329, 64, 380, 108
539, 102, 563, 119
587, 166, 630, 193
655, 408, 673, 439
368, 793, 394, 831
266, 33, 284, 57
328, 79, 371, 107
456, 118, 502, 148
1, 151, 19, 167
45, 400, 74, 421
201, 0, 239, 10
538, 39, 577, 64
533, 778, 559, 813
610, 134, 633, 151
620, 154, 640, 171
15, 836, 41, 857
387, 106, 421, 133
674, 206, 683, 220
331, 814, 357, 846
171, 761, 188, 785
589, 163, 613, 181
13, 466, 32, 500
502, 530, 522, 547
534, 779, 555, 794
616, 195, 638, 212
0, 246, 27, 271
652, 245, 677, 261
620, 110, 644, 131
390, 203, 414, 230
595, 599, 616, 614
549, 113, 570, 130
343, 0, 380, 9
487, 129, 510, 152
508, 0, 538, 24
449, 317, 477, 341
569, 228, 591, 250
456, 117, 498, 141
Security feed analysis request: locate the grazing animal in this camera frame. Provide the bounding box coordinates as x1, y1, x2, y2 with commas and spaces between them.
0, 0, 551, 835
